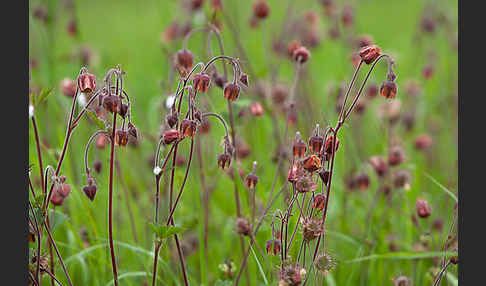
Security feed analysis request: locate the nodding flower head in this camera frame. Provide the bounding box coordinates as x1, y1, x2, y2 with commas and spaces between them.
245, 161, 259, 190
180, 119, 198, 138
83, 177, 98, 201
301, 216, 325, 242
78, 72, 97, 94
213, 72, 228, 89
217, 153, 231, 170
318, 169, 330, 185
366, 83, 379, 98
393, 276, 412, 286
93, 160, 102, 173
253, 0, 270, 19
388, 145, 406, 166
265, 239, 281, 256
166, 113, 179, 128
312, 193, 326, 210
324, 135, 340, 156
380, 80, 398, 99
176, 49, 194, 76
414, 133, 433, 150
118, 103, 129, 118
162, 129, 180, 145
308, 125, 324, 153
293, 46, 310, 63
287, 162, 303, 183
359, 45, 381, 64
239, 73, 249, 87
223, 82, 241, 101
416, 198, 431, 218
235, 217, 251, 236
50, 183, 71, 206
249, 102, 264, 116
293, 132, 307, 158
115, 129, 129, 147
127, 122, 138, 139
103, 94, 121, 113
193, 73, 211, 93
394, 170, 411, 189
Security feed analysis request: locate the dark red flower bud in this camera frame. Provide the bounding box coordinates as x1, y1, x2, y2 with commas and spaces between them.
217, 153, 231, 170
293, 132, 307, 158
303, 154, 321, 172
287, 40, 302, 58
324, 135, 340, 155
354, 173, 370, 190
162, 129, 180, 145
180, 119, 197, 138
273, 240, 281, 255
77, 72, 97, 94
93, 160, 102, 173
193, 73, 211, 92
115, 129, 129, 147
388, 145, 406, 166
450, 256, 459, 265
380, 80, 398, 99
366, 83, 379, 98
253, 0, 270, 19
166, 113, 178, 128
103, 95, 121, 113
118, 103, 129, 118
176, 49, 194, 77
369, 156, 388, 177
235, 217, 251, 236
416, 198, 431, 218
60, 78, 77, 98
189, 0, 204, 11
245, 173, 259, 190
422, 64, 434, 80
359, 45, 381, 65
239, 73, 249, 87
223, 83, 240, 101
249, 102, 264, 116
318, 169, 330, 185
313, 193, 326, 210
213, 72, 228, 89
414, 134, 433, 150
50, 184, 71, 206
308, 135, 324, 154
293, 46, 310, 63
67, 19, 77, 37
83, 182, 97, 202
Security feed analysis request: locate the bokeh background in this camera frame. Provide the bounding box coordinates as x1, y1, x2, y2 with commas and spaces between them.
29, 0, 458, 285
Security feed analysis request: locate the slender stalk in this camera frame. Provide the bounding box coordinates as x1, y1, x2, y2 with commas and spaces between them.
31, 117, 44, 192
43, 218, 73, 286
107, 110, 119, 286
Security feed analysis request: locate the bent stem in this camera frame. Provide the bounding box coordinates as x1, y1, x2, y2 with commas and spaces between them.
108, 109, 119, 286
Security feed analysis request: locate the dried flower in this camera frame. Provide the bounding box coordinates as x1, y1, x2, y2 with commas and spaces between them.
279, 264, 304, 286
303, 154, 321, 172
180, 119, 197, 138
293, 132, 307, 158
312, 193, 326, 210
301, 217, 324, 242
223, 82, 241, 101
162, 129, 180, 145
416, 198, 431, 218
295, 175, 318, 193
359, 45, 381, 64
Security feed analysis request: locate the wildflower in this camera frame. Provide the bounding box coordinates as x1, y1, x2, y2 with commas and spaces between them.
359, 45, 381, 64
315, 253, 336, 273
414, 134, 433, 150
213, 72, 228, 89
118, 103, 129, 118
355, 34, 374, 48
166, 113, 178, 128
318, 169, 330, 185
245, 162, 259, 190
115, 129, 129, 146
176, 49, 194, 76
288, 162, 302, 183
303, 154, 321, 172
393, 170, 411, 189
366, 83, 379, 98
279, 264, 304, 286
96, 134, 108, 149
235, 217, 251, 236
50, 183, 71, 206
380, 80, 398, 99
253, 0, 270, 19
355, 173, 370, 190
193, 73, 211, 92
301, 217, 324, 242
239, 73, 249, 87
416, 198, 431, 218
388, 145, 406, 166
223, 82, 241, 101
293, 46, 310, 63
249, 102, 264, 116
217, 153, 231, 170
393, 276, 412, 286
341, 4, 354, 28
287, 41, 302, 59
180, 119, 197, 138
127, 122, 138, 139
162, 129, 180, 145
93, 160, 102, 173
83, 177, 98, 201
324, 135, 340, 155
103, 94, 121, 113
293, 132, 307, 158
77, 72, 96, 94
295, 175, 318, 193
369, 156, 388, 177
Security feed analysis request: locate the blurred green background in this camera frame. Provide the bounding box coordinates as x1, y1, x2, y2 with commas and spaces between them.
29, 0, 458, 285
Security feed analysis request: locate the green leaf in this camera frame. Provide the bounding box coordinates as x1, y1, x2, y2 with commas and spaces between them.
148, 223, 184, 239
35, 88, 53, 106
344, 251, 458, 263
86, 111, 106, 130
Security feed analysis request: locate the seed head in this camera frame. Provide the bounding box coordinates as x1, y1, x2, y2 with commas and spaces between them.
295, 175, 318, 193
217, 153, 231, 170
162, 129, 180, 145
193, 73, 211, 93
180, 119, 197, 138
380, 80, 398, 99
301, 217, 324, 242
223, 82, 241, 101
287, 162, 302, 183
60, 78, 77, 98
416, 198, 431, 218
115, 129, 129, 146
312, 193, 326, 210
359, 45, 381, 65
279, 264, 304, 286
77, 72, 96, 94
315, 253, 336, 273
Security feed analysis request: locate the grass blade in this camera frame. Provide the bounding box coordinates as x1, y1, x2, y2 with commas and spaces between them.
344, 251, 457, 263
424, 173, 458, 202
